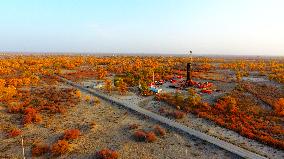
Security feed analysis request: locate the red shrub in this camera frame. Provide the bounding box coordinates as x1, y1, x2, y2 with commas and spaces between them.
154, 125, 166, 136
7, 105, 22, 113
34, 113, 43, 122
96, 149, 119, 159
133, 130, 147, 141
58, 107, 66, 114
31, 144, 49, 157
23, 107, 42, 124
63, 129, 80, 140
167, 110, 185, 119
24, 107, 37, 115
51, 140, 70, 156
8, 128, 22, 137
23, 114, 33, 124
197, 111, 208, 118
245, 131, 255, 139
274, 98, 284, 116
215, 96, 238, 113
214, 118, 225, 126
146, 131, 157, 142
160, 91, 284, 150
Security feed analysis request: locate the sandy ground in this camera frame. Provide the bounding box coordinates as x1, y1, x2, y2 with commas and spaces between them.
98, 88, 283, 159
0, 88, 240, 159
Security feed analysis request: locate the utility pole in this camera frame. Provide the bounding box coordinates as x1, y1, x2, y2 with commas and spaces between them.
21, 135, 25, 159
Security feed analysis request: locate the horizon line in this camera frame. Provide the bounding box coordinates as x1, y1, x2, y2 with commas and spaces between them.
0, 51, 283, 57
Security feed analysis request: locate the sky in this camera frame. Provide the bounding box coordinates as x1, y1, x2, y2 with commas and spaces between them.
0, 0, 284, 56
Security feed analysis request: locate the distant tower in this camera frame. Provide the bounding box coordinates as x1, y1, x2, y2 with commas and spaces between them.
186, 51, 192, 82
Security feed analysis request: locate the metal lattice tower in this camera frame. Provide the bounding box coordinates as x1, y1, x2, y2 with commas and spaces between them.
189, 50, 193, 62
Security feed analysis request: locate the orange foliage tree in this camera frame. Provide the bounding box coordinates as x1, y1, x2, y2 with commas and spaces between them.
117, 80, 128, 95
104, 79, 112, 93
96, 66, 108, 79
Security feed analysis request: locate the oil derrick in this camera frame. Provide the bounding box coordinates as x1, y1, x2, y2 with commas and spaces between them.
186, 51, 193, 85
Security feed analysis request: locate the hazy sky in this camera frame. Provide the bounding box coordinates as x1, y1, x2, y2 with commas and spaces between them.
0, 0, 284, 56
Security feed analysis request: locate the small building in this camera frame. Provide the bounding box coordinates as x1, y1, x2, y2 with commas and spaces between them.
82, 81, 94, 88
